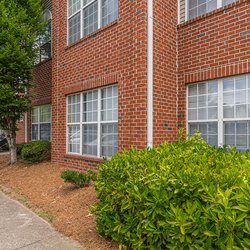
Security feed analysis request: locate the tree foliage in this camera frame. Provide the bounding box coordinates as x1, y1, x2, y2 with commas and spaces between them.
0, 0, 46, 163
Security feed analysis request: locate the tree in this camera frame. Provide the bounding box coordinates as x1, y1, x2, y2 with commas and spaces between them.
0, 0, 45, 164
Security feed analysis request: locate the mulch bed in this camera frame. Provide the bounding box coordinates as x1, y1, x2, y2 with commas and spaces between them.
0, 155, 118, 250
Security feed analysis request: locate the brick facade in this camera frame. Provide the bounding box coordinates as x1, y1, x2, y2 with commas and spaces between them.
16, 0, 250, 170
177, 0, 250, 127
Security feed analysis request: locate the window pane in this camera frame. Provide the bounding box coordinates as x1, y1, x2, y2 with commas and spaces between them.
68, 13, 81, 44
188, 0, 217, 19
83, 1, 98, 37
101, 85, 118, 121
224, 106, 234, 118
82, 124, 98, 156
188, 122, 218, 146
208, 81, 218, 93
32, 107, 39, 123
68, 0, 81, 16
188, 81, 218, 122
68, 125, 80, 153
222, 0, 236, 5
40, 105, 51, 123
235, 75, 247, 90
83, 90, 98, 122
236, 105, 247, 118
207, 0, 217, 12
32, 124, 39, 140
235, 91, 246, 104
68, 94, 81, 123
102, 0, 119, 27
188, 84, 197, 96
223, 78, 234, 91
223, 76, 248, 119
198, 95, 206, 107
224, 121, 250, 150
40, 42, 51, 62
40, 123, 51, 141
101, 123, 118, 157
208, 94, 217, 106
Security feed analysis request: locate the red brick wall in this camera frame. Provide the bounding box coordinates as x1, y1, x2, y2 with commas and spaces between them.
52, 0, 148, 168
32, 59, 52, 106
16, 121, 25, 143
177, 0, 250, 127
16, 59, 52, 143
153, 0, 178, 144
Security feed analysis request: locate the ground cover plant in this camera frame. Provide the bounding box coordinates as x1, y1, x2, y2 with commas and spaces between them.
94, 131, 250, 249
61, 170, 97, 188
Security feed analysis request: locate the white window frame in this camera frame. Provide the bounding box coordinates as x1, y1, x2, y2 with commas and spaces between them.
187, 74, 250, 148
67, 0, 118, 45
66, 85, 118, 157
31, 105, 52, 141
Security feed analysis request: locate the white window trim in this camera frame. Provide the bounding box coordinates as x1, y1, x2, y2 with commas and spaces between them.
66, 85, 118, 158
187, 74, 250, 148
31, 105, 52, 141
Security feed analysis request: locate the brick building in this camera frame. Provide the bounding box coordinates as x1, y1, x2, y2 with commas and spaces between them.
16, 0, 250, 169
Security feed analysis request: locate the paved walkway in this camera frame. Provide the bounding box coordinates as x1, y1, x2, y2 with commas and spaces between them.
0, 192, 82, 250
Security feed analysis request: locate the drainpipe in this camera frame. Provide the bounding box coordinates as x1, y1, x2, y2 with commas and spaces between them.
24, 87, 28, 142
24, 112, 28, 142
147, 0, 153, 148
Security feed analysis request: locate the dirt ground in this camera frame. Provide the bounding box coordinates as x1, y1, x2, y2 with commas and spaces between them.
0, 154, 118, 250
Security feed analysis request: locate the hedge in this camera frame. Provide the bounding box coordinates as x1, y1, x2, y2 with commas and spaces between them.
94, 132, 250, 249
21, 140, 51, 162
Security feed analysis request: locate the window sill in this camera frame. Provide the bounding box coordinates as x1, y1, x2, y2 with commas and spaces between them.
34, 57, 52, 67
65, 20, 118, 51
177, 0, 247, 28
64, 153, 104, 163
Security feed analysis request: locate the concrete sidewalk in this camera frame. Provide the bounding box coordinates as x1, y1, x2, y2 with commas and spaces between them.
0, 192, 82, 250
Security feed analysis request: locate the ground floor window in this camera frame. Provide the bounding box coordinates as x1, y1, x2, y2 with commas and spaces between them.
187, 74, 250, 150
67, 85, 118, 157
31, 104, 52, 141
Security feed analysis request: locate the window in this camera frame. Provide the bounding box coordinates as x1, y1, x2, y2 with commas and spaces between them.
187, 0, 236, 20
67, 0, 118, 45
35, 10, 52, 63
31, 105, 52, 141
67, 85, 118, 157
187, 74, 250, 150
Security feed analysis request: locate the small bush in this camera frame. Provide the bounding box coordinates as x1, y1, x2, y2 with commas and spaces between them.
16, 142, 26, 156
61, 170, 92, 188
87, 170, 98, 181
21, 140, 51, 162
94, 132, 250, 249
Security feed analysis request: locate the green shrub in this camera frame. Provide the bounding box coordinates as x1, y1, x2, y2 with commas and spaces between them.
21, 140, 51, 162
87, 170, 98, 181
94, 132, 250, 249
16, 142, 26, 156
61, 170, 92, 188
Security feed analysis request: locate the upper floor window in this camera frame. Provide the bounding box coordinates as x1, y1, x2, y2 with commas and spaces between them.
67, 0, 118, 45
179, 0, 237, 22
35, 10, 52, 64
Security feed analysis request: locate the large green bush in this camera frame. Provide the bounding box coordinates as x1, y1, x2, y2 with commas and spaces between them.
16, 142, 26, 156
94, 132, 250, 249
21, 140, 51, 162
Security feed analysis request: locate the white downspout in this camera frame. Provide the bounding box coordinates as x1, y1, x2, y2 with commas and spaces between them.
24, 87, 28, 142
24, 113, 28, 142
147, 0, 153, 148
